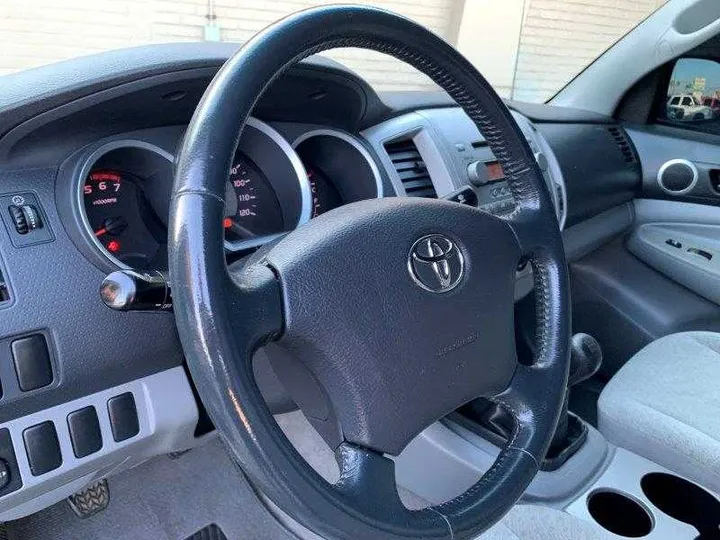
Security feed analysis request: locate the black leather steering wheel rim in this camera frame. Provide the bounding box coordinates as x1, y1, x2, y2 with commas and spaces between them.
169, 5, 571, 540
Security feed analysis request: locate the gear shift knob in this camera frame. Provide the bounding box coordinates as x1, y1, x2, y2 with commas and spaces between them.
568, 333, 602, 387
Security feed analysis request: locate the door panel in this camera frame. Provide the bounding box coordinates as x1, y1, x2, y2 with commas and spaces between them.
568, 127, 720, 378
628, 200, 720, 304
624, 127, 720, 306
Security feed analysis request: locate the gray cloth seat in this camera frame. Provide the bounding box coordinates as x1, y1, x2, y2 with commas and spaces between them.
598, 331, 720, 493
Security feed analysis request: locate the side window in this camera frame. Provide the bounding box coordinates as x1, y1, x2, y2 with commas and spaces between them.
661, 58, 720, 130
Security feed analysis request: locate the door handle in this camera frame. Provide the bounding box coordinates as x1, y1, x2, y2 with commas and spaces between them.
687, 247, 713, 261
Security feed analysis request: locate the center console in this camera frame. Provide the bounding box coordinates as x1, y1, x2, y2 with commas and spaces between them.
391, 327, 720, 539
567, 449, 720, 539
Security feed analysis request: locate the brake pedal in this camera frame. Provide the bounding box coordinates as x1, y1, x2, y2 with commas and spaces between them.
67, 479, 110, 519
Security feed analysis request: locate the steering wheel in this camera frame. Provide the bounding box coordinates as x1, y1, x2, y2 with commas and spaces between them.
169, 5, 570, 540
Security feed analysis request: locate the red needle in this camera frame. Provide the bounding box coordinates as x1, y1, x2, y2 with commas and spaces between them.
95, 227, 107, 237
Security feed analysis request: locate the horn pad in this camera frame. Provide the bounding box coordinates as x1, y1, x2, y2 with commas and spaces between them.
264, 197, 522, 455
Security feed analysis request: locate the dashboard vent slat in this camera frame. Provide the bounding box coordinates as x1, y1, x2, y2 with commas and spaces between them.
607, 126, 640, 172
384, 139, 437, 198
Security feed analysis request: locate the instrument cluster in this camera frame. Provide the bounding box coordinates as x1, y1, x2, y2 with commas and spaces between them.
75, 120, 383, 270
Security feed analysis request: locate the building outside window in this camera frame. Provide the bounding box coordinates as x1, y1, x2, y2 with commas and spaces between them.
0, 0, 667, 103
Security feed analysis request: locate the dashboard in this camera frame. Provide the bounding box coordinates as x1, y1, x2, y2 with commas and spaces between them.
0, 42, 639, 521
56, 108, 564, 279
59, 109, 565, 279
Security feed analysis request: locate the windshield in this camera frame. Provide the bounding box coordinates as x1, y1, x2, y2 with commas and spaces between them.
1, 1, 666, 103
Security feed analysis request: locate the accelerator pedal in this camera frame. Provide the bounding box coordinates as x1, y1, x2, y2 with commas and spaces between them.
67, 479, 110, 519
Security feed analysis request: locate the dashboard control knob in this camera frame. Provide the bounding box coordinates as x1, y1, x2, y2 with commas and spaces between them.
466, 160, 489, 186
8, 204, 42, 235
100, 270, 171, 311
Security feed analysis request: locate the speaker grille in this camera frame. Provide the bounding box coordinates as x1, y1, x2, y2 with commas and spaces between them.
658, 160, 696, 193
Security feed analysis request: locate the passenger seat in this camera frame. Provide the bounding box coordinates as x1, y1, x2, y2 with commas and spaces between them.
598, 331, 720, 492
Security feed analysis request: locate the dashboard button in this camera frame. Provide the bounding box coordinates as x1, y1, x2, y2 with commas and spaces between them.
23, 421, 62, 476
11, 334, 53, 392
107, 393, 139, 442
67, 406, 102, 458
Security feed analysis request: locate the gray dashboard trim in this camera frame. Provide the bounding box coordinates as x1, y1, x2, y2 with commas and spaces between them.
0, 366, 201, 521
361, 112, 456, 197
362, 107, 567, 227
393, 420, 609, 507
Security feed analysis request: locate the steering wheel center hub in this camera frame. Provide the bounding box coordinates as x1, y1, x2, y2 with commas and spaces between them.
264, 197, 521, 454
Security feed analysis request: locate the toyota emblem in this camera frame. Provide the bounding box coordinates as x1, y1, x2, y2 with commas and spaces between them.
408, 234, 465, 293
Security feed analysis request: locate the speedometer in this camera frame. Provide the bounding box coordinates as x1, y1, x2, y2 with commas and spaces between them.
224, 155, 284, 241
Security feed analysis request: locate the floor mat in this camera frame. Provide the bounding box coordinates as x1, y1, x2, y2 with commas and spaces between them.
6, 438, 295, 540
184, 523, 228, 540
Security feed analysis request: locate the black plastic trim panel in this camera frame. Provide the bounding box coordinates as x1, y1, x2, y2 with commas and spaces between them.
537, 124, 641, 226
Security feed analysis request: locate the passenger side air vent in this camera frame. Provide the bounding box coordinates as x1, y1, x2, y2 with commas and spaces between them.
607, 126, 640, 172
384, 139, 437, 198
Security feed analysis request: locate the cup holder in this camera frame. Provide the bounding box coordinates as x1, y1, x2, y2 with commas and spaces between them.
641, 472, 720, 539
587, 490, 653, 537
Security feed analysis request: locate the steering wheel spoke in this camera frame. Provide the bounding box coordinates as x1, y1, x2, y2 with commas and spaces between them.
334, 444, 404, 512
224, 261, 284, 355
333, 442, 453, 536
492, 364, 562, 462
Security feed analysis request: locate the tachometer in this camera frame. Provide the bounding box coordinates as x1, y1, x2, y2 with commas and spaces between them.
82, 169, 163, 269
224, 155, 284, 241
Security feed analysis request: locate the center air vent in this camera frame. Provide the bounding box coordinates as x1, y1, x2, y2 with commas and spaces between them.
384, 139, 437, 198
607, 126, 640, 172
